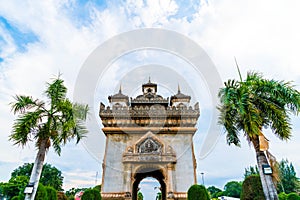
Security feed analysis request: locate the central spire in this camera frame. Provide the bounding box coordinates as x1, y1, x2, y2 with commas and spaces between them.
178, 84, 181, 93
119, 84, 122, 94
142, 77, 157, 95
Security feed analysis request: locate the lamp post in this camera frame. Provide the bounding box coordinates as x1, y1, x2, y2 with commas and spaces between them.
200, 172, 205, 186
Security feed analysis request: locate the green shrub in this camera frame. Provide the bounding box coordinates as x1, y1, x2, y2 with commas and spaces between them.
287, 193, 300, 200
279, 192, 287, 200
35, 183, 48, 200
187, 184, 209, 200
93, 185, 101, 191
81, 189, 101, 200
45, 186, 57, 200
240, 175, 265, 200
138, 191, 143, 200
67, 195, 74, 200
223, 181, 242, 198
11, 196, 20, 200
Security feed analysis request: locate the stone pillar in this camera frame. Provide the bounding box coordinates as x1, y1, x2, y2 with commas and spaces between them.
167, 164, 175, 200
123, 164, 132, 199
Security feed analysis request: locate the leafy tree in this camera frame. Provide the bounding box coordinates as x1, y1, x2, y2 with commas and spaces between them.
12, 163, 33, 178
12, 196, 21, 200
45, 186, 57, 200
244, 161, 300, 194
187, 184, 210, 200
278, 159, 300, 194
11, 163, 64, 191
41, 165, 63, 191
81, 189, 101, 200
218, 71, 300, 200
0, 175, 29, 199
244, 166, 259, 178
241, 175, 265, 200
207, 186, 222, 198
287, 193, 300, 200
138, 191, 143, 200
223, 181, 242, 198
35, 183, 48, 200
10, 76, 89, 200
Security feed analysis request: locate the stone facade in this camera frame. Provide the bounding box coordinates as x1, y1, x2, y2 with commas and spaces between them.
99, 80, 200, 200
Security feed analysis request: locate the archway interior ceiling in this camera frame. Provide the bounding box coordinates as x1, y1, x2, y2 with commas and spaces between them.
135, 168, 165, 184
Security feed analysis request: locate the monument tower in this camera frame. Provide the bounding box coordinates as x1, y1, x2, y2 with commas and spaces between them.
99, 79, 200, 200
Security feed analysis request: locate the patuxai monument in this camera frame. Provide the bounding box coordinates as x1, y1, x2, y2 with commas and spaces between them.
99, 79, 200, 200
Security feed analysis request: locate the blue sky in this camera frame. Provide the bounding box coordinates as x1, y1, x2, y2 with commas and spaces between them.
1, 1, 300, 200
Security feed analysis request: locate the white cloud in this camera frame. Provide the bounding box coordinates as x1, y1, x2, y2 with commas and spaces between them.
0, 24, 17, 60
125, 0, 179, 27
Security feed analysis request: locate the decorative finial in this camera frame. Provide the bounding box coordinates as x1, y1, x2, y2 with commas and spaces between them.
148, 76, 151, 83
178, 84, 181, 93
119, 84, 122, 94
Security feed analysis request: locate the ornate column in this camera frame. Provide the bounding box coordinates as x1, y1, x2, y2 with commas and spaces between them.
167, 163, 175, 199
123, 163, 132, 200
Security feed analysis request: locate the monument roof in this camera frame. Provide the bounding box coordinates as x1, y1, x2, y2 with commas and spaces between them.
131, 79, 168, 105
108, 86, 129, 102
170, 85, 191, 101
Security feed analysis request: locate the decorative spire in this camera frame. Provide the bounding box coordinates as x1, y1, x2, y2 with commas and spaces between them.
148, 76, 151, 83
119, 84, 122, 94
178, 84, 181, 94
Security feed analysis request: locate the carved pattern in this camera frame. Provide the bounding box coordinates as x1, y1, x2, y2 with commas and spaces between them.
123, 133, 176, 163
138, 137, 161, 153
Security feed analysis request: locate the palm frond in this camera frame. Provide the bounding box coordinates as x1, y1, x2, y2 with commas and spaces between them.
10, 95, 45, 114
220, 105, 240, 146
217, 70, 299, 145
52, 137, 62, 156
49, 99, 88, 152
73, 103, 89, 120
10, 76, 89, 157
73, 119, 88, 144
10, 109, 44, 146
45, 77, 67, 106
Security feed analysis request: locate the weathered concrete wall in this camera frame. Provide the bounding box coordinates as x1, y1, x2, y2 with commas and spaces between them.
101, 132, 196, 194
102, 134, 127, 192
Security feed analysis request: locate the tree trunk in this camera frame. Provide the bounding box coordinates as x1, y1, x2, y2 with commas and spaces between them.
252, 137, 278, 200
25, 139, 47, 200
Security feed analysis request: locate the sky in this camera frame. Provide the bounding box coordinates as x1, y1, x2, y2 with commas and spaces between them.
1, 0, 300, 199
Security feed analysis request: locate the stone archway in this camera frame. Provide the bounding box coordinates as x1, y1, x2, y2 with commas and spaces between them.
100, 80, 200, 200
132, 167, 166, 200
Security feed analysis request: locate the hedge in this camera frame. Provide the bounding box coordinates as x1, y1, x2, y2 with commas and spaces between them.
187, 184, 210, 200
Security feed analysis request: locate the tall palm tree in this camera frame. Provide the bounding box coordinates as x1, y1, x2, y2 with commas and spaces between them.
10, 77, 88, 200
218, 71, 300, 200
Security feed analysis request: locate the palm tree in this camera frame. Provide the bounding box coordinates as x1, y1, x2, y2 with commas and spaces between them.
10, 76, 88, 200
218, 71, 300, 200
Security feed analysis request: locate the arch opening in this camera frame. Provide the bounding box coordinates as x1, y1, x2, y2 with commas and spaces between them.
138, 177, 160, 200
132, 167, 166, 200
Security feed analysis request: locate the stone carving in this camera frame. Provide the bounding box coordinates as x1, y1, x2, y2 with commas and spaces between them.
124, 192, 131, 198
166, 145, 175, 154
127, 146, 133, 153
167, 191, 175, 198
138, 137, 161, 153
